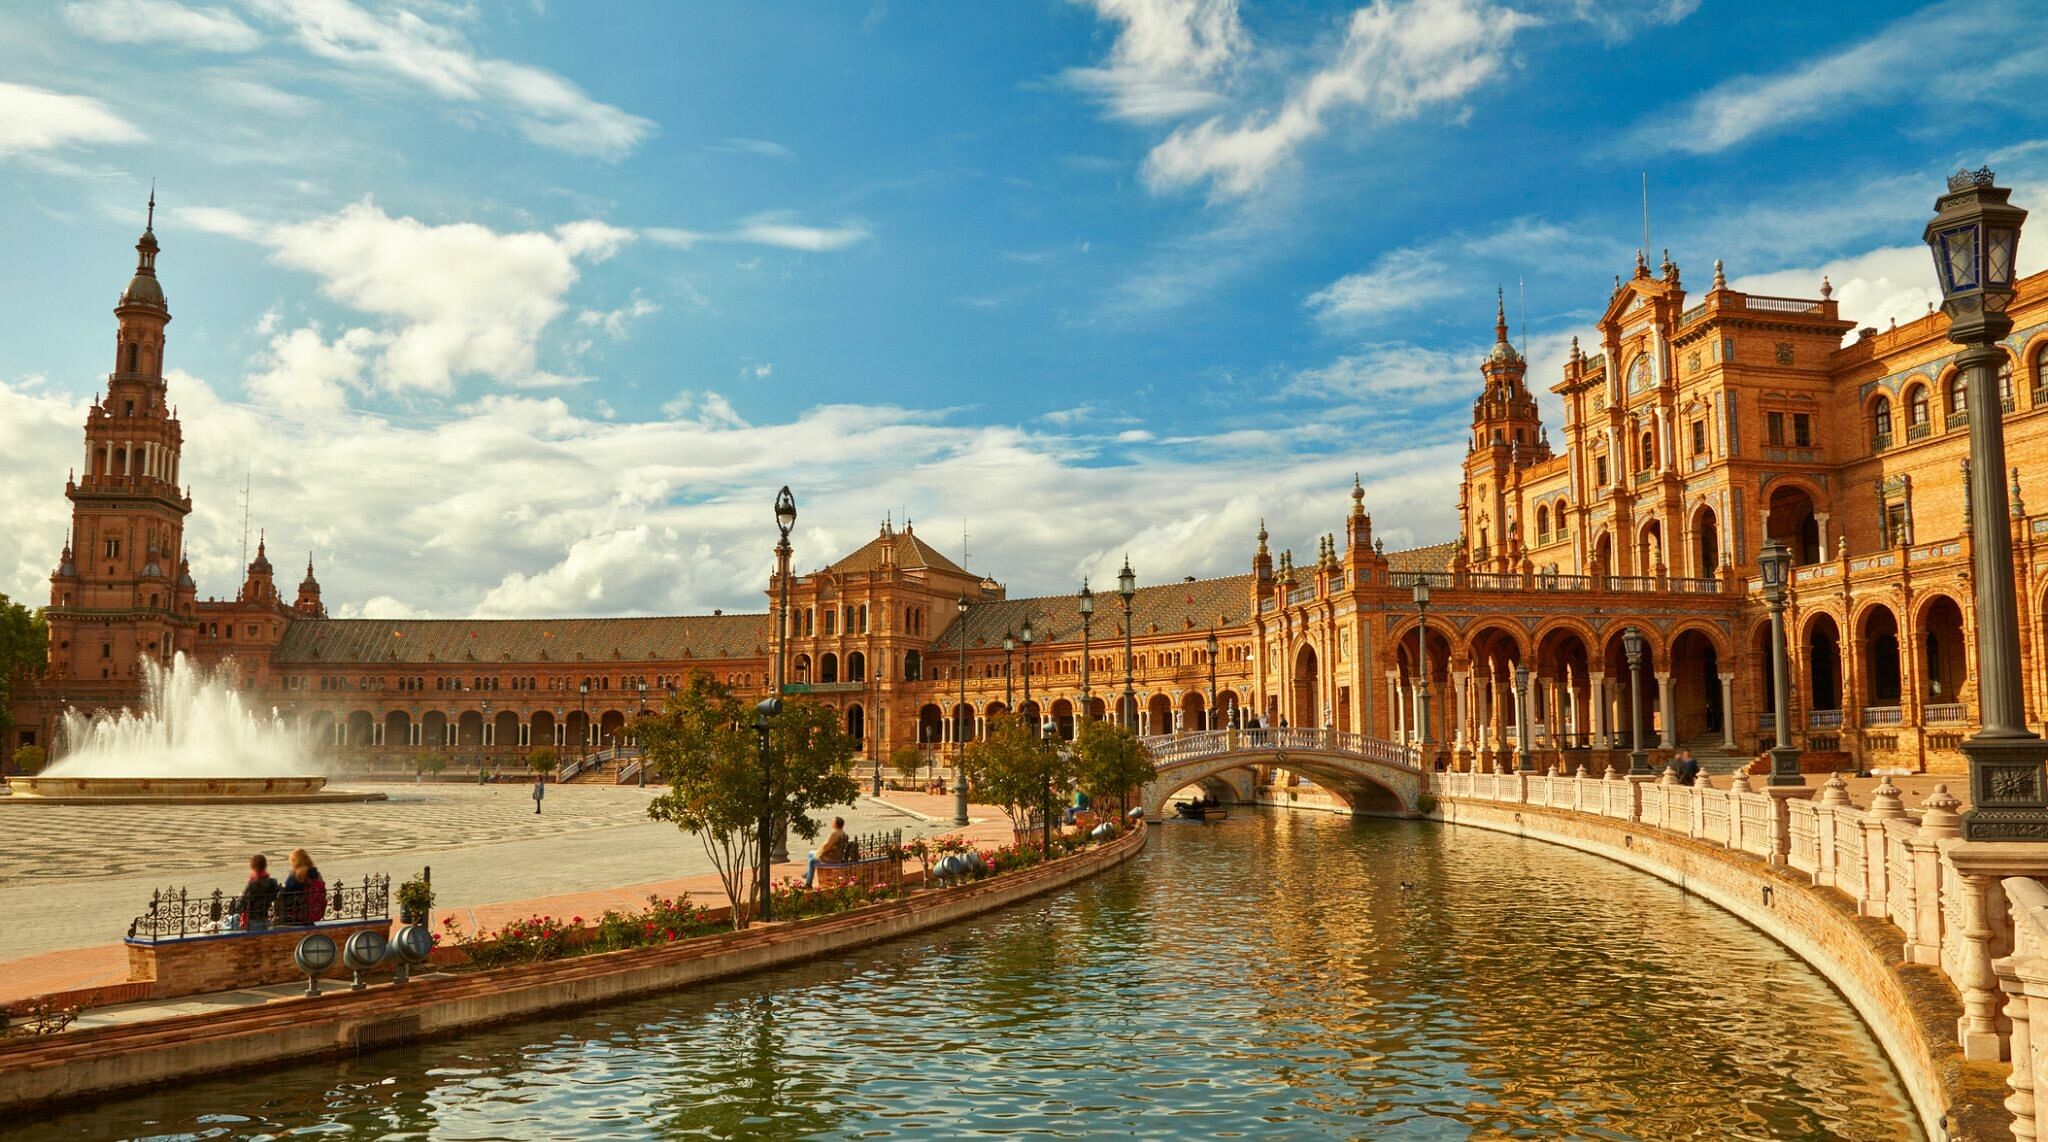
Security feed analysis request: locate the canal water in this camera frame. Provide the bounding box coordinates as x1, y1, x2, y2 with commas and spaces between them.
23, 812, 1920, 1140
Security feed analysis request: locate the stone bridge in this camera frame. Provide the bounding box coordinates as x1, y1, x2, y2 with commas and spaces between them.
1135, 728, 1426, 817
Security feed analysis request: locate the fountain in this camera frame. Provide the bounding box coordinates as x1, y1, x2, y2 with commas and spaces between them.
7, 654, 383, 803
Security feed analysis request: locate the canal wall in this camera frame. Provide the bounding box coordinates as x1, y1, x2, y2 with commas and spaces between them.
0, 822, 1148, 1115
1430, 776, 2009, 1142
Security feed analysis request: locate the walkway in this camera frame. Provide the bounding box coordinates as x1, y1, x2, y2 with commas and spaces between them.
0, 786, 1010, 1008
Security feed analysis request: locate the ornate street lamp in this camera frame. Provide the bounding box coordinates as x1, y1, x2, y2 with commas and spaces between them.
1622, 625, 1650, 776
637, 680, 649, 786
578, 681, 588, 753
1041, 719, 1059, 857
1412, 581, 1432, 767
955, 595, 970, 826
1206, 628, 1220, 733
1078, 580, 1094, 725
1002, 630, 1016, 710
1758, 538, 1800, 786
1925, 168, 2048, 838
770, 487, 797, 864
773, 486, 796, 696
1513, 663, 1532, 771
1118, 557, 1137, 729
1020, 615, 1035, 716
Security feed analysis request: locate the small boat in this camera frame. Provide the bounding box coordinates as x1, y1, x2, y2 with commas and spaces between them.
1173, 799, 1229, 822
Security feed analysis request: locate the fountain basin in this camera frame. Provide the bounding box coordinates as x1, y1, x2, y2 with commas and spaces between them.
3, 776, 386, 805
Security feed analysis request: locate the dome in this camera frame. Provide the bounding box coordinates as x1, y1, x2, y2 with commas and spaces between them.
1486, 340, 1523, 365
121, 272, 165, 307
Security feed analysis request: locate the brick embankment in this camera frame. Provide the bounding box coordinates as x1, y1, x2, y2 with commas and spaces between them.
1432, 797, 2008, 1142
0, 821, 1147, 1116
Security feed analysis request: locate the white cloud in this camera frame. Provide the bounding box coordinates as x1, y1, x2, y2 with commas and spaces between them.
1287, 341, 1481, 404
1062, 0, 1247, 122
263, 200, 630, 393
577, 294, 660, 339
245, 0, 655, 159
168, 204, 263, 239
1731, 233, 2048, 344
729, 213, 871, 252
1308, 216, 1609, 323
202, 73, 316, 114
706, 137, 795, 160
1144, 0, 1528, 199
246, 325, 384, 414
1620, 0, 2034, 156
62, 0, 261, 51
1547, 0, 1696, 43
0, 82, 140, 158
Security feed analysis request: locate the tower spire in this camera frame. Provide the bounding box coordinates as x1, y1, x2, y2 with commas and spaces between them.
1494, 286, 1508, 344
146, 180, 155, 233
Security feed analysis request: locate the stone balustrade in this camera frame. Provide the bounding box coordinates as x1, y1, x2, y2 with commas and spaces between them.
1437, 765, 2048, 1140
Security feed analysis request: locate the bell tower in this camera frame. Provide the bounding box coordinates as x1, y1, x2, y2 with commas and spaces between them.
1462, 290, 1549, 569
46, 194, 194, 684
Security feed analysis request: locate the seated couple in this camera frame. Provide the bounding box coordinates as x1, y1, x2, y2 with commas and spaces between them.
222, 849, 327, 931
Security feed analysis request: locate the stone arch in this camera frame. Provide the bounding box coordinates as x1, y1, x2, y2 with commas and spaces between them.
917, 703, 943, 744
456, 709, 485, 747
819, 653, 838, 684
846, 703, 865, 746
1691, 502, 1720, 577
345, 709, 375, 747
421, 710, 448, 749
1915, 593, 1969, 706
903, 650, 922, 681
598, 709, 627, 748
1179, 689, 1208, 731
494, 709, 520, 749
1601, 626, 1662, 752
1051, 697, 1075, 741
846, 651, 866, 682
1534, 622, 1595, 748
1668, 625, 1727, 743
1291, 642, 1320, 728
384, 709, 411, 749
1764, 479, 1824, 565
1857, 602, 1904, 705
1142, 750, 1419, 819
1869, 391, 1895, 448
1638, 518, 1664, 572
530, 710, 556, 750
1904, 377, 1933, 431
793, 654, 812, 684
1146, 692, 1172, 735
1804, 612, 1843, 713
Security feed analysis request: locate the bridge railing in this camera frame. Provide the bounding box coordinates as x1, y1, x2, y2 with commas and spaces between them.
1437, 766, 2047, 1140
1137, 728, 1419, 770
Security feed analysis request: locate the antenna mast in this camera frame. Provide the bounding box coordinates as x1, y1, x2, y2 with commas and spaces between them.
1641, 172, 1651, 258
239, 468, 252, 568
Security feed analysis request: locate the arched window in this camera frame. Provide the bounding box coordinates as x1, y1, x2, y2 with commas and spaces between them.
2035, 344, 2048, 408
1535, 505, 1550, 538
1871, 396, 1893, 448
903, 650, 922, 681
125, 344, 138, 372
1946, 373, 1967, 418
824, 609, 835, 636
820, 653, 838, 683
1638, 430, 1655, 469
1999, 356, 2015, 411
1907, 384, 1930, 429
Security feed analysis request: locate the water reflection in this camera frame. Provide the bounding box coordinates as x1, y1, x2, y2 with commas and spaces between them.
25, 813, 1919, 1140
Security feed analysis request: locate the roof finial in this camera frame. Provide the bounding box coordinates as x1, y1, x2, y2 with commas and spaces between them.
1820, 275, 1833, 300
146, 180, 155, 232
1494, 286, 1508, 344
1712, 258, 1726, 290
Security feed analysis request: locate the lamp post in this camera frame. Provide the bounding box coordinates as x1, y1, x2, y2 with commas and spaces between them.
1622, 625, 1650, 776
1513, 663, 1532, 771
578, 681, 588, 753
770, 487, 796, 864
636, 680, 648, 786
1412, 581, 1432, 768
955, 595, 970, 826
1924, 168, 2048, 838
1206, 628, 1220, 733
1758, 539, 1801, 786
1002, 631, 1016, 710
1020, 616, 1035, 726
1079, 580, 1094, 725
1118, 557, 1137, 729
1041, 720, 1058, 857
753, 696, 781, 923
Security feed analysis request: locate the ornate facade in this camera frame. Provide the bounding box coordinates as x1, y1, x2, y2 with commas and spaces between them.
11, 209, 2048, 787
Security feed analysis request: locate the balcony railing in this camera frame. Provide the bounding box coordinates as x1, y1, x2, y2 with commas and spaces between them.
1907, 423, 1932, 442
1286, 585, 1316, 606
1863, 706, 1903, 727
1808, 709, 1844, 730
1743, 294, 1826, 314
1871, 433, 1892, 454
1926, 702, 1967, 724
1633, 470, 1654, 486
2035, 385, 2048, 410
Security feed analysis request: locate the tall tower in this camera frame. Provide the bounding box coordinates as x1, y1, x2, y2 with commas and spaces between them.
46, 196, 194, 684
1462, 291, 1548, 568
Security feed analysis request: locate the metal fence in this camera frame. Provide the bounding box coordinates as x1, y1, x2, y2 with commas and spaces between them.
838, 828, 904, 863
127, 874, 390, 942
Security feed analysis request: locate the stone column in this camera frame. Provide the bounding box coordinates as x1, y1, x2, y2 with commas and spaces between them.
1658, 671, 1677, 748
1386, 672, 1401, 741
1590, 673, 1608, 747
1718, 672, 1737, 749
1455, 672, 1471, 751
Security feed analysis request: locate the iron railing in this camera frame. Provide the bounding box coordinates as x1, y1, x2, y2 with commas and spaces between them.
1863, 706, 1904, 727
832, 828, 904, 863
1926, 702, 1967, 724
127, 874, 389, 942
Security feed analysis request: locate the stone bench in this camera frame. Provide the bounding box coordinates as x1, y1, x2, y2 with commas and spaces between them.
127, 919, 395, 999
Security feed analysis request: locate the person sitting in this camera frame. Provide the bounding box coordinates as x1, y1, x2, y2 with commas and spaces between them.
804, 817, 852, 888
279, 848, 327, 925
227, 854, 281, 932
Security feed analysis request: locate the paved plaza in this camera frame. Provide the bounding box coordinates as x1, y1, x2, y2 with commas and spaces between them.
0, 782, 974, 971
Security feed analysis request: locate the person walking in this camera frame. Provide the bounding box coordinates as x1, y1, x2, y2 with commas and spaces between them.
533, 778, 546, 815
1675, 748, 1700, 787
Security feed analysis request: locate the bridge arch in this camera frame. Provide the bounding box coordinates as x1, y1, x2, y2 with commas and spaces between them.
1137, 729, 1423, 819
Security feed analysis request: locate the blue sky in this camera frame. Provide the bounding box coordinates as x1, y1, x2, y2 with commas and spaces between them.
2, 0, 2045, 619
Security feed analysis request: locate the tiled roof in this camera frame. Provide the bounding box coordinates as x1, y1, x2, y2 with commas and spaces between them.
1385, 541, 1458, 573
274, 614, 772, 665
932, 574, 1256, 650
824, 527, 969, 577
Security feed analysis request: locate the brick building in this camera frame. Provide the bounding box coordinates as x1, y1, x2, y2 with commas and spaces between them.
10, 203, 2048, 784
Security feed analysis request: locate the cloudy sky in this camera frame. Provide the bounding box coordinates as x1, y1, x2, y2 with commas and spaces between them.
2, 0, 2045, 620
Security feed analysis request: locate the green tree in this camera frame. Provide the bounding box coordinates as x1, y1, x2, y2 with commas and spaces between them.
527, 745, 557, 778
11, 744, 45, 774
959, 715, 1076, 839
643, 672, 859, 927
888, 745, 924, 785
412, 752, 447, 782
0, 593, 49, 738
1073, 720, 1155, 820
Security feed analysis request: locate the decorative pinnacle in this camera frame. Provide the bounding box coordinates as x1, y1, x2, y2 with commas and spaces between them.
1948, 166, 1995, 192
1820, 275, 1833, 300
146, 180, 155, 232
1712, 259, 1726, 289
1494, 286, 1508, 343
